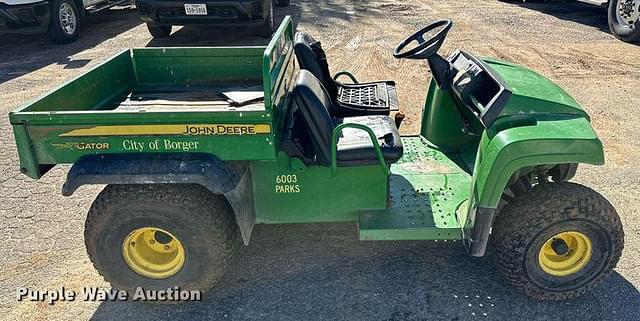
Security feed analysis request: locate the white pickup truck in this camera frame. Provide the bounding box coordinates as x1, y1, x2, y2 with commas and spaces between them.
579, 0, 638, 42
0, 0, 131, 43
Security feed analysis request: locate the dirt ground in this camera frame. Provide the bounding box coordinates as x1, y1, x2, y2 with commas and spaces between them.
1, 0, 639, 320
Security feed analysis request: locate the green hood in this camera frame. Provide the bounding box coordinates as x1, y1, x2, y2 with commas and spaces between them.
482, 58, 589, 121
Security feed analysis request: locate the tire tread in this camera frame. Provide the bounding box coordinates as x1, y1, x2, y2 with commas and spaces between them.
491, 182, 624, 300
84, 184, 237, 294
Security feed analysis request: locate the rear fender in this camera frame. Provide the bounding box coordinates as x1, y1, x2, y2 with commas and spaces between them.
463, 117, 605, 256
62, 153, 256, 245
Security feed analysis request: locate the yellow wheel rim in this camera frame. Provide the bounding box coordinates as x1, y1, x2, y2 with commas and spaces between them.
538, 231, 592, 277
122, 227, 185, 279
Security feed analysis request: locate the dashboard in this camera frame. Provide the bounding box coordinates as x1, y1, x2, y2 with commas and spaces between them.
448, 51, 512, 128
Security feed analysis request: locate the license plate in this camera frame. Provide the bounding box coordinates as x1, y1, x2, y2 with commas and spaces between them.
184, 3, 207, 15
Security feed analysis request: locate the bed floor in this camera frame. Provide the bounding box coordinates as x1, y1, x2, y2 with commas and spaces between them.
108, 83, 265, 112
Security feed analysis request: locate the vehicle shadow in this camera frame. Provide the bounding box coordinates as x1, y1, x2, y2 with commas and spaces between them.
0, 6, 142, 84
500, 0, 610, 33
89, 223, 640, 321
145, 25, 271, 47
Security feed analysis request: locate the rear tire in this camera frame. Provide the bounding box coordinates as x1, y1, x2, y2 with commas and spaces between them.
85, 184, 238, 301
608, 0, 640, 43
147, 23, 172, 38
491, 183, 624, 300
48, 0, 81, 44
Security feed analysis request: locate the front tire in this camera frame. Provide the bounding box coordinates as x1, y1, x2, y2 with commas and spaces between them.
492, 183, 624, 300
85, 184, 238, 300
147, 23, 172, 38
48, 0, 80, 44
608, 0, 640, 43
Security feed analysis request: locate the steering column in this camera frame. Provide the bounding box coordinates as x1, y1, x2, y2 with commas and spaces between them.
393, 20, 454, 90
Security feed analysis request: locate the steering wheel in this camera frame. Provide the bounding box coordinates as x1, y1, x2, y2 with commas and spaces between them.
394, 19, 453, 60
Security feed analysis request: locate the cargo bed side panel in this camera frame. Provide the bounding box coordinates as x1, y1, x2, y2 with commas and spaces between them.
11, 50, 137, 113
26, 121, 276, 166
132, 47, 265, 85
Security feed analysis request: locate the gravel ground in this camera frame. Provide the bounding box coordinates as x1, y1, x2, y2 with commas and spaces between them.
1, 0, 639, 320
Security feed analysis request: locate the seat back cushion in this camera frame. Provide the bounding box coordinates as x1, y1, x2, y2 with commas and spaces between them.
293, 32, 339, 99
292, 70, 336, 164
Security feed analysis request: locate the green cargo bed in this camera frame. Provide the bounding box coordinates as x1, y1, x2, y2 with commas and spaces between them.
9, 17, 295, 179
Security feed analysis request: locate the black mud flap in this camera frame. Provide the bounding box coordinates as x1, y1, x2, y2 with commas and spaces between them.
463, 205, 497, 257
223, 168, 255, 245
62, 153, 256, 245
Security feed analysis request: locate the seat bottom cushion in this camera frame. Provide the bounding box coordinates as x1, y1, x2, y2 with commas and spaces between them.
336, 115, 403, 166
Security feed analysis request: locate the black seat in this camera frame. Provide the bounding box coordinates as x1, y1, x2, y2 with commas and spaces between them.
290, 70, 403, 166
293, 32, 399, 117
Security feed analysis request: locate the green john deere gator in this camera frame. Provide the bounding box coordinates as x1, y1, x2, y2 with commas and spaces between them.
9, 17, 624, 301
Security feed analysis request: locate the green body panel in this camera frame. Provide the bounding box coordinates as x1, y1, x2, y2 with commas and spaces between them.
251, 153, 388, 224
470, 117, 604, 209
11, 124, 40, 176
421, 78, 480, 173
358, 137, 469, 240
30, 128, 275, 164
482, 58, 589, 120
421, 79, 477, 152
